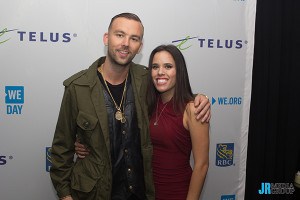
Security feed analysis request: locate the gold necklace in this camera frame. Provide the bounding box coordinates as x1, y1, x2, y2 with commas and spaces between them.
99, 64, 128, 123
154, 97, 169, 126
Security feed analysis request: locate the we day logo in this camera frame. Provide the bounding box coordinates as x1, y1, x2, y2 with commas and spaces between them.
5, 86, 24, 114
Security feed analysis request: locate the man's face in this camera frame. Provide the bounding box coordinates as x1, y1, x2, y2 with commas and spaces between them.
104, 17, 143, 67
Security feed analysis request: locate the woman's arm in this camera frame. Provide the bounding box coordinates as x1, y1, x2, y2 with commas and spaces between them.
183, 102, 209, 200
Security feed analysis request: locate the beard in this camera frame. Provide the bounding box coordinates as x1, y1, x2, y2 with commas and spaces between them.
107, 46, 135, 67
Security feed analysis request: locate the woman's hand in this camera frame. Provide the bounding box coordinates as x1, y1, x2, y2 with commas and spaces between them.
74, 139, 90, 158
193, 94, 211, 123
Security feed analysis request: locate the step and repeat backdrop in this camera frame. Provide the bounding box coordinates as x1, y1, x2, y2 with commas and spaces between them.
0, 0, 256, 199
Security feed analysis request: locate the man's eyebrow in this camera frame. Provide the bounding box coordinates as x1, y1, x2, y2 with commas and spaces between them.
114, 30, 141, 40
113, 30, 125, 35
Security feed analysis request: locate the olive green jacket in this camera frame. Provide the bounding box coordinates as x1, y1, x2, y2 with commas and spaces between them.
50, 57, 155, 200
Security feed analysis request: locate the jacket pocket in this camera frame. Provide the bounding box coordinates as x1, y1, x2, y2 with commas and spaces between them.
77, 111, 98, 131
71, 158, 104, 193
76, 111, 98, 144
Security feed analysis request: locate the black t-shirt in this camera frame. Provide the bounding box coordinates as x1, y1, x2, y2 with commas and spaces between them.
97, 70, 127, 107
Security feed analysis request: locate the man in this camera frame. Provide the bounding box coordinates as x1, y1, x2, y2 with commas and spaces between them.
50, 13, 211, 200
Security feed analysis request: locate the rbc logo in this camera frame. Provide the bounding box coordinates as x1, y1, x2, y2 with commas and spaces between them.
258, 183, 271, 194
5, 86, 24, 114
216, 143, 234, 167
221, 195, 235, 200
46, 147, 52, 172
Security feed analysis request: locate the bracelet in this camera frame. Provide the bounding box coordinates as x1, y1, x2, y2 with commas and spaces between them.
60, 195, 71, 200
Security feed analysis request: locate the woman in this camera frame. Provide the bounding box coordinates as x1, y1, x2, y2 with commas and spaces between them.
75, 45, 209, 200
146, 44, 209, 200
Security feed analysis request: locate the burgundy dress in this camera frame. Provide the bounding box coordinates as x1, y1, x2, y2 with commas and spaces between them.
149, 97, 192, 200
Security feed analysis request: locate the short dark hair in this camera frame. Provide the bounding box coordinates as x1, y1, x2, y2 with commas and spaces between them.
108, 13, 144, 38
146, 44, 194, 116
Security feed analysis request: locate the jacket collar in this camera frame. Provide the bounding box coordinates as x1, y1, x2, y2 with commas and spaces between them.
72, 57, 105, 87
73, 56, 148, 90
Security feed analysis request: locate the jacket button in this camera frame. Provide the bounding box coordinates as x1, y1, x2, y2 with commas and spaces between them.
124, 149, 128, 153
122, 130, 126, 135
128, 168, 131, 172
83, 122, 89, 128
129, 186, 133, 190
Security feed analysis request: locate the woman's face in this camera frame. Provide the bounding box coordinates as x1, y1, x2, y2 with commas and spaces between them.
151, 51, 177, 100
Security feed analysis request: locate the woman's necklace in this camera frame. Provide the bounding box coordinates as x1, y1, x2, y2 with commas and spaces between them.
154, 97, 169, 126
99, 64, 128, 123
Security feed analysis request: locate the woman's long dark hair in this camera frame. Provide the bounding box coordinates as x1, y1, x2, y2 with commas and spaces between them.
146, 44, 194, 116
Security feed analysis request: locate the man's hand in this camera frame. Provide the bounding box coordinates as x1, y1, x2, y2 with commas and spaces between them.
194, 94, 211, 123
74, 139, 90, 158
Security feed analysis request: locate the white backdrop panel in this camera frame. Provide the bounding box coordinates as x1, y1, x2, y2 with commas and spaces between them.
0, 0, 256, 199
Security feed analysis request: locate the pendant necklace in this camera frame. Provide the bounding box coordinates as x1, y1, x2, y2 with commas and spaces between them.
154, 97, 169, 126
99, 64, 128, 123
